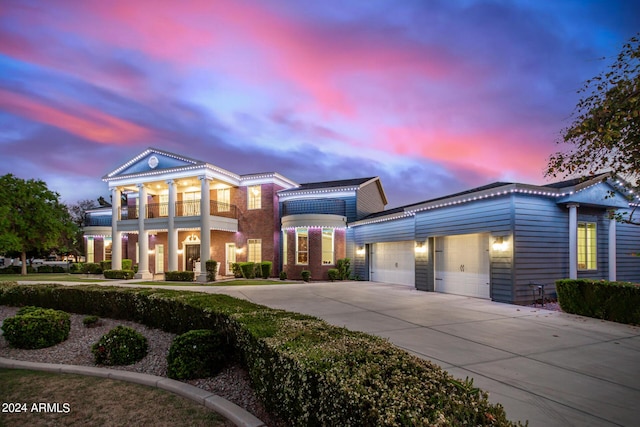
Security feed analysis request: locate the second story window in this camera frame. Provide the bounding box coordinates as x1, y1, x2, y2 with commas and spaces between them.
217, 188, 230, 212
248, 185, 261, 210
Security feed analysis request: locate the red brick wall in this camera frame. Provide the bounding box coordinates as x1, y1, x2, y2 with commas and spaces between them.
283, 228, 346, 280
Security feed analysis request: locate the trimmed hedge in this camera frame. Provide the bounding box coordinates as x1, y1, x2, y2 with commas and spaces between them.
35, 265, 66, 273
238, 262, 255, 279
556, 279, 640, 325
260, 261, 272, 279
206, 260, 218, 282
1, 306, 70, 349
0, 282, 523, 426
327, 269, 340, 281
103, 270, 135, 280
167, 329, 232, 379
165, 271, 195, 282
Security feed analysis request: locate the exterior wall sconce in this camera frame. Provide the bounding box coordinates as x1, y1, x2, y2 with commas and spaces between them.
356, 246, 365, 256
415, 242, 427, 253
492, 236, 508, 252
148, 249, 155, 255
235, 247, 244, 254
177, 249, 184, 255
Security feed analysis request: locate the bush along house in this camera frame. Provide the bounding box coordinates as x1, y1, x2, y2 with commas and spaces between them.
83, 148, 640, 304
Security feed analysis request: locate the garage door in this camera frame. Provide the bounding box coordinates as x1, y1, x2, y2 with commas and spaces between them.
371, 241, 415, 286
435, 233, 490, 299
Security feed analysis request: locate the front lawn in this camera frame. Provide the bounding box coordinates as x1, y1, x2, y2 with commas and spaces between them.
0, 273, 107, 283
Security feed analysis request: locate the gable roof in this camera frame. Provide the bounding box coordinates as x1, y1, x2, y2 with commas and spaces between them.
353, 174, 634, 226
277, 177, 388, 205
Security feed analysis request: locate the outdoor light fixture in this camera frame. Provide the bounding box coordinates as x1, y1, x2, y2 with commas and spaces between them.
415, 242, 427, 253
356, 246, 365, 256
492, 237, 508, 252
236, 247, 244, 254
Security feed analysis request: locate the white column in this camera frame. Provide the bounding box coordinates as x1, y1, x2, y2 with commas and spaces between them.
568, 203, 579, 279
110, 187, 122, 270
166, 179, 178, 272
197, 176, 211, 282
135, 184, 152, 279
608, 210, 617, 281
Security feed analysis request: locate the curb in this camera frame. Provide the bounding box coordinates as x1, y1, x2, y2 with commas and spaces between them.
0, 357, 265, 427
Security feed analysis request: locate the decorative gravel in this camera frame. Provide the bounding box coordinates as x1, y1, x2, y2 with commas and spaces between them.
0, 306, 285, 427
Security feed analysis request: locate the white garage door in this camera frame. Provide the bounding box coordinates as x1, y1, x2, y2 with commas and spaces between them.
435, 233, 490, 299
371, 241, 415, 286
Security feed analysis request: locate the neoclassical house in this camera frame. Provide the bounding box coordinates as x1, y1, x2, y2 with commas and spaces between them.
83, 148, 385, 282
84, 148, 640, 304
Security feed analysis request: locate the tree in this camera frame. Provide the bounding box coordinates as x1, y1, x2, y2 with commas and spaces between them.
65, 199, 98, 261
546, 34, 640, 224
0, 174, 75, 275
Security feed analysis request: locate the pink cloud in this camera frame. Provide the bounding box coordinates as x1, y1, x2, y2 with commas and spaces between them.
0, 89, 152, 143
381, 126, 549, 184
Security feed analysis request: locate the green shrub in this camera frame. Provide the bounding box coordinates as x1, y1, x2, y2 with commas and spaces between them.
0, 283, 522, 426
231, 263, 243, 278
327, 268, 340, 281
165, 271, 195, 282
80, 263, 103, 274
260, 261, 272, 279
103, 270, 135, 280
1, 306, 70, 349
122, 259, 133, 270
336, 258, 351, 280
167, 329, 232, 379
279, 271, 287, 280
69, 263, 82, 274
83, 315, 101, 327
238, 262, 255, 279
100, 260, 112, 271
0, 265, 22, 274
92, 325, 148, 366
556, 279, 640, 325
205, 260, 218, 282
301, 270, 311, 282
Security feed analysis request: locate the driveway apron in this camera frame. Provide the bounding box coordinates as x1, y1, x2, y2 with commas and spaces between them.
209, 281, 640, 427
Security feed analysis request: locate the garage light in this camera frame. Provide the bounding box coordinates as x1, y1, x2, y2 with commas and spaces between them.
492, 237, 508, 252
356, 246, 365, 256
415, 242, 427, 253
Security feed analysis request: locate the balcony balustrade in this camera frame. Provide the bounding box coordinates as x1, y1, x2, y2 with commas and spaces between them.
112, 201, 237, 221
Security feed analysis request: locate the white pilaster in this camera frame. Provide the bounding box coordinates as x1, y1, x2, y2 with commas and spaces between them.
111, 187, 122, 270
166, 179, 178, 272
608, 210, 617, 281
198, 176, 211, 282
135, 184, 152, 279
568, 203, 579, 279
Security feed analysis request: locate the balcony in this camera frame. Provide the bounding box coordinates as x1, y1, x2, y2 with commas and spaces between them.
117, 201, 237, 220
282, 198, 346, 217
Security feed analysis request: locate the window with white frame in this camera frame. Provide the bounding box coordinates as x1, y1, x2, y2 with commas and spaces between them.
248, 239, 262, 263
160, 193, 168, 217
322, 228, 334, 265
104, 237, 112, 261
183, 191, 201, 216
296, 228, 308, 265
86, 237, 94, 263
578, 222, 597, 270
217, 188, 230, 212
282, 231, 288, 266
248, 185, 261, 210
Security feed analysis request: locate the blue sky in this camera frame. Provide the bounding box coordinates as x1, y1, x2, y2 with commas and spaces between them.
0, 0, 638, 208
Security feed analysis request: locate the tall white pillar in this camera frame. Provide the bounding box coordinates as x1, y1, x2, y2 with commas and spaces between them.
568, 203, 579, 279
111, 187, 122, 270
608, 210, 617, 281
166, 179, 178, 272
135, 184, 152, 279
197, 176, 211, 282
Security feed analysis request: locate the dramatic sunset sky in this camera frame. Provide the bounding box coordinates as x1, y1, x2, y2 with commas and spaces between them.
1, 1, 638, 208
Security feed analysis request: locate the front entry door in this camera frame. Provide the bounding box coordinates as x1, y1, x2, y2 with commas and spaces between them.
186, 244, 200, 272
225, 243, 236, 276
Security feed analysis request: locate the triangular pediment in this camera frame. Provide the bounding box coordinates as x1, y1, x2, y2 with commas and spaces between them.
557, 181, 631, 208
103, 148, 205, 180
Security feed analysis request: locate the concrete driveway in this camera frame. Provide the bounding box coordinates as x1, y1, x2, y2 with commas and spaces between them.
207, 280, 640, 427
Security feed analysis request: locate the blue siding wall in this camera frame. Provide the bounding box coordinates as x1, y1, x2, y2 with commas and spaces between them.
415, 197, 514, 303
616, 211, 640, 282
353, 216, 415, 280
